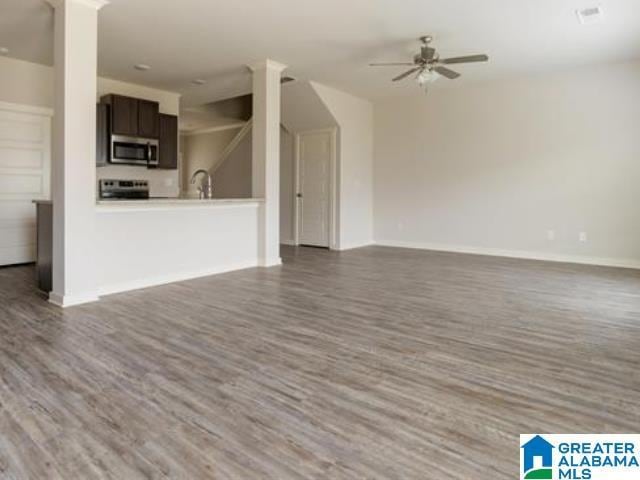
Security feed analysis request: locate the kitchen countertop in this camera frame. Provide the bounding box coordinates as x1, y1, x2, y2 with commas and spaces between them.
34, 198, 263, 210
95, 197, 264, 212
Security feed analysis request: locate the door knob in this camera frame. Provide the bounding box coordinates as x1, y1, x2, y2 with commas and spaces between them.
296, 193, 303, 198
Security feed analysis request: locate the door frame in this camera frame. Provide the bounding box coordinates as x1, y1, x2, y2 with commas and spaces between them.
293, 128, 337, 250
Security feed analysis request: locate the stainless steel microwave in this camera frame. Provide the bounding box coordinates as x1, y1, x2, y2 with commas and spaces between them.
110, 135, 159, 167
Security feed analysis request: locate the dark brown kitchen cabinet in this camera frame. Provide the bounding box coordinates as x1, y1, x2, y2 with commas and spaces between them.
96, 103, 109, 166
106, 95, 138, 136
158, 114, 178, 169
138, 99, 160, 138
101, 94, 159, 138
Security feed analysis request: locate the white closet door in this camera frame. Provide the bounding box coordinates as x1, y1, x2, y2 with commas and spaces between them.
0, 102, 52, 266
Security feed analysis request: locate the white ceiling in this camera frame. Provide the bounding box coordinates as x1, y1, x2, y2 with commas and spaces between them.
2, 0, 640, 106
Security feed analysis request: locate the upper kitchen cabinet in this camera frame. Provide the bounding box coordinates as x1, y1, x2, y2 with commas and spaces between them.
104, 95, 137, 136
158, 114, 178, 170
101, 94, 159, 138
96, 103, 109, 167
138, 99, 160, 138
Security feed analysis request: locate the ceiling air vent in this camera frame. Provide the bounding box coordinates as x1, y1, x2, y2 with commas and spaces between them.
576, 6, 604, 25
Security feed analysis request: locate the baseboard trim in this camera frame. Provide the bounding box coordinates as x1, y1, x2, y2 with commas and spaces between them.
374, 240, 640, 270
258, 257, 283, 267
280, 238, 297, 246
49, 291, 100, 308
97, 260, 259, 297
336, 240, 375, 251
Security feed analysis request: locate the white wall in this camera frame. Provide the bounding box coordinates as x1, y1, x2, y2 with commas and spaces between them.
0, 56, 53, 108
374, 61, 640, 267
212, 129, 253, 199
313, 82, 374, 250
281, 81, 337, 133
0, 56, 182, 198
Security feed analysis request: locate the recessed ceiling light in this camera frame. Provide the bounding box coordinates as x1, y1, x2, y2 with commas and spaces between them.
134, 63, 151, 71
0, 47, 9, 55
191, 79, 206, 85
576, 5, 604, 25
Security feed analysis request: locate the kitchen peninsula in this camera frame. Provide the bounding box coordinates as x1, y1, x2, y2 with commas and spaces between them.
93, 197, 263, 296
91, 91, 265, 295
35, 86, 267, 301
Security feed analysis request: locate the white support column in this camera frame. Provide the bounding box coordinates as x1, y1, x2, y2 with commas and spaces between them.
47, 0, 107, 307
249, 59, 286, 267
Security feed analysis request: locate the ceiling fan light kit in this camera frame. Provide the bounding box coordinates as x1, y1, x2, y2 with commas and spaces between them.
416, 69, 439, 92
369, 35, 489, 94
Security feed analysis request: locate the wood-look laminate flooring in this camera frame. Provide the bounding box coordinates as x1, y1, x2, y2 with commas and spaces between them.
1, 245, 640, 479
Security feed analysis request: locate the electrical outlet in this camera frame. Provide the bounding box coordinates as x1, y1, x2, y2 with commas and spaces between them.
397, 222, 404, 232
579, 232, 588, 243
547, 230, 556, 241
164, 178, 174, 187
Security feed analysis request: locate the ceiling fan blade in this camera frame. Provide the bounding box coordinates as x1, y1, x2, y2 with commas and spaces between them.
369, 62, 415, 67
434, 66, 461, 80
392, 67, 421, 82
421, 46, 436, 61
440, 54, 489, 65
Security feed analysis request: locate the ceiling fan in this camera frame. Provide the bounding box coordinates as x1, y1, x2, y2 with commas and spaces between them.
370, 35, 489, 90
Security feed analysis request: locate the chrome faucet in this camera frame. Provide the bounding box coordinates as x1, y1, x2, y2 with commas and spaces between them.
190, 169, 213, 199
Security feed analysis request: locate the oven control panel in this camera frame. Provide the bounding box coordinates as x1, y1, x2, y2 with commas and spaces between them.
99, 179, 150, 200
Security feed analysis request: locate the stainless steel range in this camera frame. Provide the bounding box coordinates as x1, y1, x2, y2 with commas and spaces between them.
99, 179, 150, 200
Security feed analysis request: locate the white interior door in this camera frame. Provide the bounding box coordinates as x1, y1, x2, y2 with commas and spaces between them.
297, 130, 332, 248
0, 102, 52, 266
